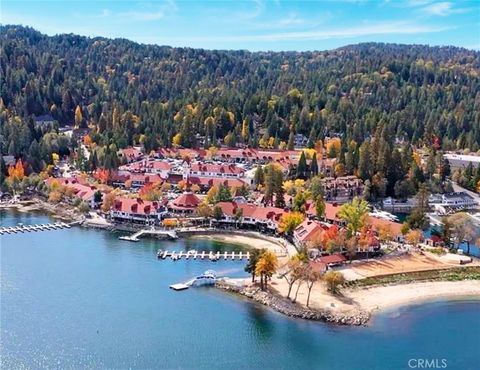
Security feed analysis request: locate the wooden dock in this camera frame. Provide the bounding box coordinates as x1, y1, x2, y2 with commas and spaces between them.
157, 250, 250, 261
0, 222, 71, 235
119, 228, 178, 242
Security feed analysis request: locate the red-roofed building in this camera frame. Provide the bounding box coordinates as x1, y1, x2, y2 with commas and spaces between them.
120, 159, 171, 179
118, 148, 143, 163
188, 177, 247, 191
214, 201, 287, 231
319, 254, 347, 267
156, 148, 205, 160
293, 219, 331, 248
168, 192, 201, 214
214, 148, 300, 165
323, 202, 344, 225
367, 216, 404, 241
110, 172, 162, 188
110, 197, 163, 224
45, 177, 100, 208
426, 235, 445, 247
190, 163, 245, 178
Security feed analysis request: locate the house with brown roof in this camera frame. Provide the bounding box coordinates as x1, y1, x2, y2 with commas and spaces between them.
321, 176, 364, 203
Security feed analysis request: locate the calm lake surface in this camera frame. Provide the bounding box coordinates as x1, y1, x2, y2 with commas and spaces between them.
1, 210, 479, 370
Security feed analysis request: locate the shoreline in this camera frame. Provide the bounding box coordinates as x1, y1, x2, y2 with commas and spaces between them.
216, 278, 480, 326
346, 280, 480, 314
0, 198, 84, 222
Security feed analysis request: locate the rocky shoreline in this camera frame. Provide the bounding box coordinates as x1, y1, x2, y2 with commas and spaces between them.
0, 198, 84, 223
216, 281, 370, 326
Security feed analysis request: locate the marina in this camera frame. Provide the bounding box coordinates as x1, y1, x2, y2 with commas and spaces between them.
157, 249, 250, 261
0, 221, 72, 235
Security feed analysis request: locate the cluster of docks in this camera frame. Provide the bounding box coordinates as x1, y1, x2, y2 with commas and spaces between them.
157, 249, 250, 261
0, 222, 71, 235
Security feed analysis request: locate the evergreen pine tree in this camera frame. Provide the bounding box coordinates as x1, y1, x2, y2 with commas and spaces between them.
296, 151, 307, 178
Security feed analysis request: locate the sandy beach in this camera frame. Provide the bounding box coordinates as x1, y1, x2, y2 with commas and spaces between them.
347, 280, 480, 313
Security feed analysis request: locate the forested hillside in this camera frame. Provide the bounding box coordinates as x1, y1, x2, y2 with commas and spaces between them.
1, 25, 479, 180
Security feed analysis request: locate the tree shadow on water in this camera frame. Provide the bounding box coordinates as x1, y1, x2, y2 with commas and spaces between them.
247, 304, 275, 341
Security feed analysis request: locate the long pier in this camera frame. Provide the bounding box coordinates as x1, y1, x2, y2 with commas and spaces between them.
157, 249, 250, 261
0, 222, 72, 235
119, 228, 178, 242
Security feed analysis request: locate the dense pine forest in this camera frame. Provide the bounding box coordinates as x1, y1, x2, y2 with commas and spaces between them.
1, 25, 480, 196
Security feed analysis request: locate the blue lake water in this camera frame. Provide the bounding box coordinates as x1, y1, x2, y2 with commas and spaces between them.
1, 210, 479, 370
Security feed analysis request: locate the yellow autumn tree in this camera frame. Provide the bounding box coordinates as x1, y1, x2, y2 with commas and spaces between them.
406, 229, 423, 248
172, 133, 182, 147
206, 185, 219, 203
74, 105, 83, 127
101, 191, 116, 213
206, 146, 218, 159
191, 184, 201, 193
278, 212, 305, 235
255, 250, 278, 290
241, 119, 249, 141
302, 148, 316, 160
197, 202, 213, 218
334, 163, 346, 177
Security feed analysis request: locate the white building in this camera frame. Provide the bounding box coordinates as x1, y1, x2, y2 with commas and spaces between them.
429, 192, 478, 214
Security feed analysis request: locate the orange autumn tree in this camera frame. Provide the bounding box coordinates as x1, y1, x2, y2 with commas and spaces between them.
325, 137, 341, 158
139, 183, 162, 201
83, 134, 93, 146
7, 159, 25, 180
94, 168, 111, 184
320, 224, 340, 252
6, 160, 25, 192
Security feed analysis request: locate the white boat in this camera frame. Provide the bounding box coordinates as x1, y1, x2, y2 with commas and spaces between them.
193, 270, 217, 285
370, 208, 399, 222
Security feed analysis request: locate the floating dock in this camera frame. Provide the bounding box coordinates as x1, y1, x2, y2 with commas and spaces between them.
169, 283, 189, 291
158, 250, 250, 261
0, 222, 72, 235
